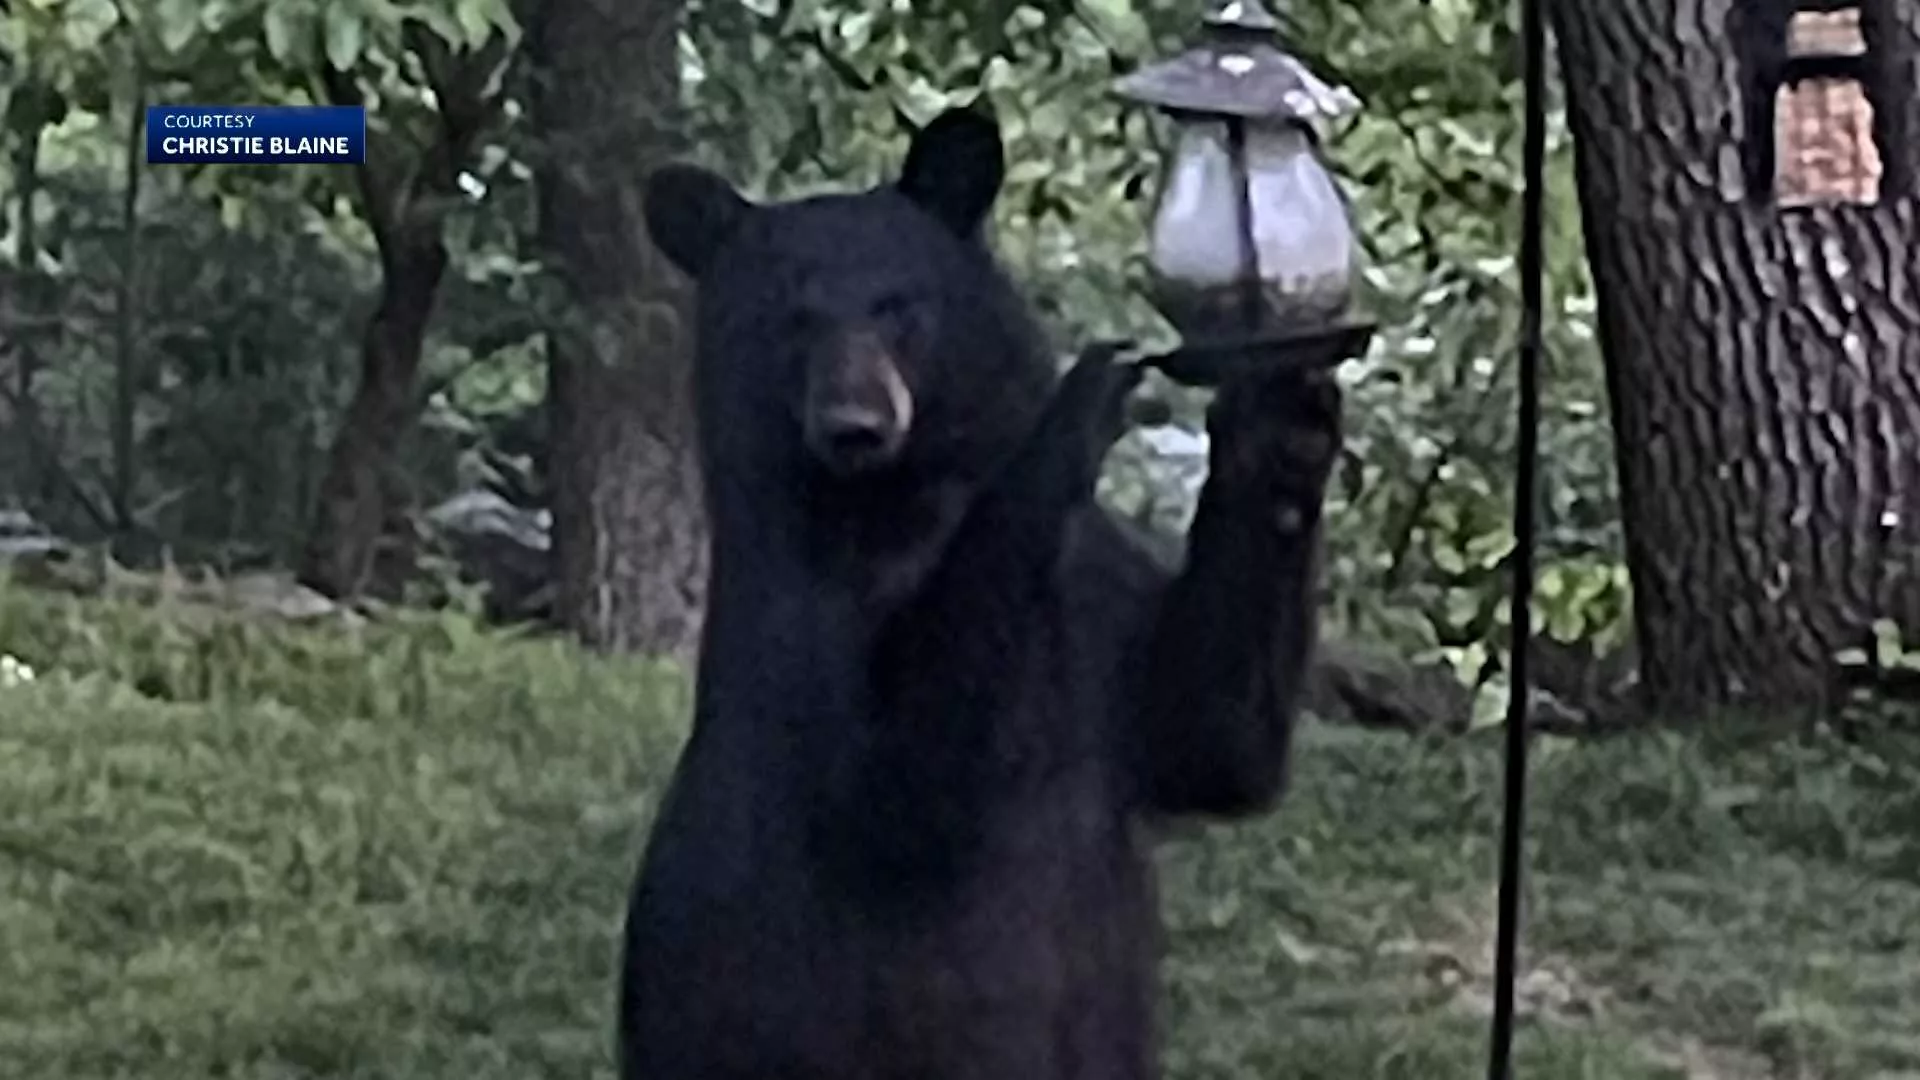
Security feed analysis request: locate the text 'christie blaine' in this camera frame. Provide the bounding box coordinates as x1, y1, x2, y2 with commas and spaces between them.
158, 136, 353, 157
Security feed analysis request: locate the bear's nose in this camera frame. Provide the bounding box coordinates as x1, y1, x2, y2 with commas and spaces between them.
808, 404, 906, 474
803, 326, 916, 475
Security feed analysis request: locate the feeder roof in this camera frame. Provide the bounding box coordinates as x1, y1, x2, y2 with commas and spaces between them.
1113, 0, 1360, 122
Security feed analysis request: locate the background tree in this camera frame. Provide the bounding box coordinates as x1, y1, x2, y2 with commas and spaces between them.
0, 0, 533, 581
527, 0, 707, 658
1548, 0, 1920, 713
301, 7, 519, 599
2, 0, 1640, 721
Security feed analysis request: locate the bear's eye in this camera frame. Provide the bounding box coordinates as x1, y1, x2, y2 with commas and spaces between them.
869, 293, 912, 321
869, 292, 931, 349
785, 307, 826, 338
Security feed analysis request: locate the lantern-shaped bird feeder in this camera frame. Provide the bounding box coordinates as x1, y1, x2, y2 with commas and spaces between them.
1114, 0, 1374, 384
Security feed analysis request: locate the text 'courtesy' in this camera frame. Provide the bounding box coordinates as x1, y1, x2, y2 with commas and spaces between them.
146, 106, 367, 165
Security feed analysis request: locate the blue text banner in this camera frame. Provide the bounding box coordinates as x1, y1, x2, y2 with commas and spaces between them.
146, 105, 366, 165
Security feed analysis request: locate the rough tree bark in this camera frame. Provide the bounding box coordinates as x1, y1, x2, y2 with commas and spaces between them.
1862, 0, 1920, 193
8, 118, 50, 506
1549, 0, 1920, 713
526, 0, 707, 658
110, 74, 145, 552
299, 33, 507, 599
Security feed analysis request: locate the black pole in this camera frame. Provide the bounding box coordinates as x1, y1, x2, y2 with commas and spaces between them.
1486, 0, 1547, 1072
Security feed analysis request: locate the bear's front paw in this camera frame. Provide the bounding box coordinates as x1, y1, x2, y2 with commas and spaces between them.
1206, 369, 1342, 537
1026, 340, 1144, 496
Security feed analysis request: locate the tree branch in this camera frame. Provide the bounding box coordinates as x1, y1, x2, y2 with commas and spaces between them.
322, 22, 512, 257
110, 61, 147, 540
407, 21, 513, 198
0, 377, 117, 534
320, 64, 410, 254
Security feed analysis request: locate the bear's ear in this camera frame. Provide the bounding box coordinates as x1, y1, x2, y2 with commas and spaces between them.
897, 107, 1004, 239
644, 163, 754, 280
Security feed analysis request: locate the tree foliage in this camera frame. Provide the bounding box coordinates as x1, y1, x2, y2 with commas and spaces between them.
680, 0, 1624, 712
1, 0, 1630, 706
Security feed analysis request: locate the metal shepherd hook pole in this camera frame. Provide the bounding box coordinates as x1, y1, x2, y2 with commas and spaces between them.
1487, 0, 1548, 1072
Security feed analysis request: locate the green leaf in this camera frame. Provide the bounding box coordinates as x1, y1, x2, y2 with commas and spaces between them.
1546, 604, 1584, 643
1029, 99, 1070, 141
455, 0, 493, 49
323, 3, 365, 71
1873, 622, 1906, 669
1073, 0, 1150, 57
0, 18, 26, 61
155, 0, 201, 53
60, 0, 120, 51
263, 3, 300, 63
482, 0, 520, 45
197, 0, 238, 33
407, 4, 462, 47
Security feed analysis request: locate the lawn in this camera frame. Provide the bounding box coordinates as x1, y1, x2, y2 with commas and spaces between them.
2, 582, 1917, 1078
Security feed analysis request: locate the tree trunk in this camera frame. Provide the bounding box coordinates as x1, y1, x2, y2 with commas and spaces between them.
9, 121, 49, 506
110, 75, 145, 554
1863, 0, 1920, 193
1549, 0, 1920, 713
300, 40, 505, 599
527, 0, 707, 658
300, 233, 447, 598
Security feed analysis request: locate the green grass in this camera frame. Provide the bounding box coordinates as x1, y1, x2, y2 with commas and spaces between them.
2, 583, 1918, 1078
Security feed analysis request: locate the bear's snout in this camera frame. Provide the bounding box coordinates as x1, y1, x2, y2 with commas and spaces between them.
804, 329, 915, 475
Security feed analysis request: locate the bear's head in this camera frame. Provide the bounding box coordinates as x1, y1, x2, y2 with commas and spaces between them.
643, 108, 1055, 499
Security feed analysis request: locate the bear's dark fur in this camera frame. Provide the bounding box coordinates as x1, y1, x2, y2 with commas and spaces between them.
620, 107, 1340, 1080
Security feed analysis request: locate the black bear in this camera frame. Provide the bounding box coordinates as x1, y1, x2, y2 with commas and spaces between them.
621, 106, 1340, 1080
